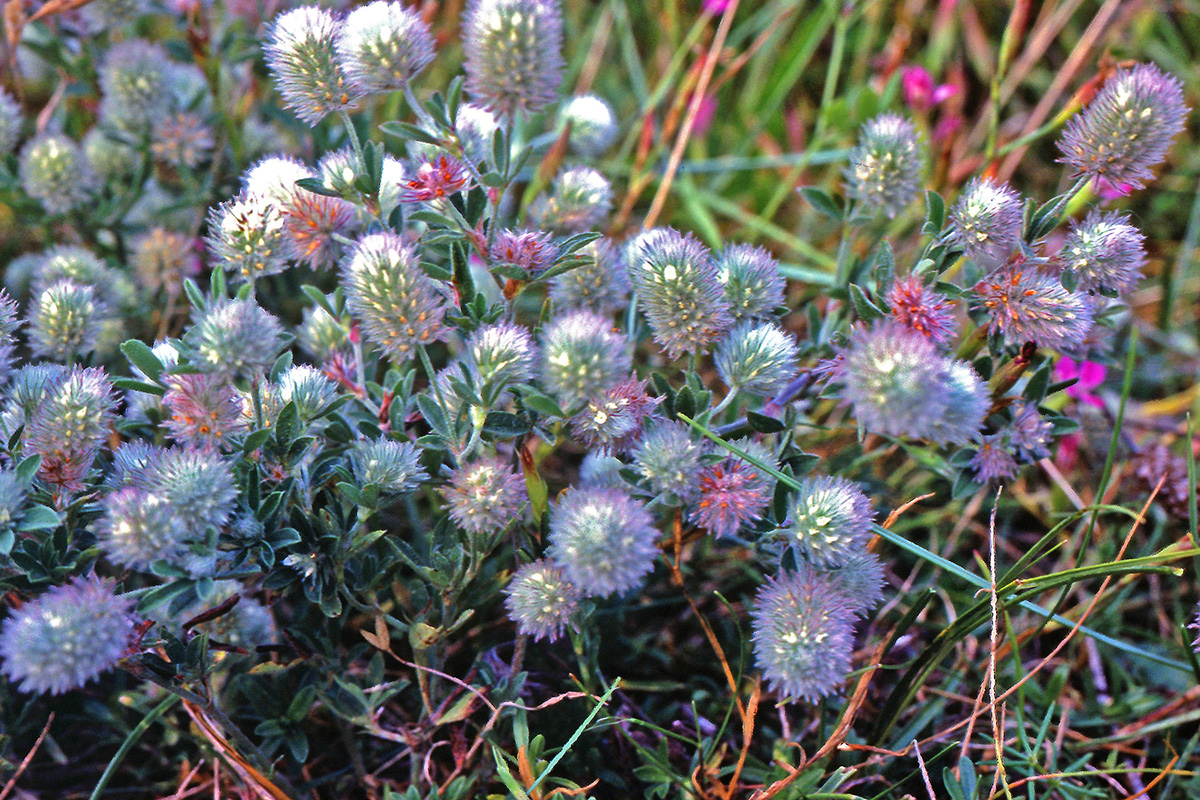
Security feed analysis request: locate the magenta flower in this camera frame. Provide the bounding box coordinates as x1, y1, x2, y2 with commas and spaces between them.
901, 65, 957, 111
1054, 356, 1105, 408
702, 0, 731, 13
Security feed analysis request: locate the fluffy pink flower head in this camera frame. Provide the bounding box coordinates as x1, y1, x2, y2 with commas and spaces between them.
400, 154, 472, 203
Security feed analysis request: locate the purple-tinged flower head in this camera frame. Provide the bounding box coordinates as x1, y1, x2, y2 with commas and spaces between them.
886, 274, 957, 346
278, 365, 338, 424
336, 0, 435, 94
466, 322, 538, 392
5, 364, 66, 418
25, 367, 115, 492
0, 89, 23, 156
969, 434, 1019, 483
349, 437, 428, 495
844, 113, 925, 218
1056, 210, 1145, 295
0, 575, 134, 695
96, 488, 193, 571
151, 111, 215, 169
539, 308, 632, 407
529, 167, 613, 232
489, 229, 558, 277
1059, 63, 1188, 191
455, 103, 500, 167
840, 322, 986, 443
0, 291, 20, 381
691, 439, 777, 538
184, 298, 289, 380
462, 0, 564, 117
504, 559, 581, 642
974, 266, 1093, 351
400, 154, 473, 203
144, 447, 238, 530
98, 39, 173, 134
163, 374, 246, 451
443, 456, 527, 534
774, 475, 874, 568
341, 232, 448, 361
817, 550, 885, 617
546, 484, 659, 597
632, 419, 706, 504
715, 322, 800, 397
131, 229, 201, 296
1007, 401, 1053, 461
83, 128, 138, 180
626, 227, 734, 359
28, 281, 105, 363
34, 245, 131, 311
107, 441, 165, 489
284, 190, 360, 270
571, 375, 661, 454
751, 565, 856, 702
578, 451, 625, 487
298, 300, 350, 361
559, 94, 618, 157
549, 238, 630, 314
19, 134, 96, 214
715, 244, 785, 323
948, 177, 1024, 267
264, 6, 362, 125
207, 191, 290, 282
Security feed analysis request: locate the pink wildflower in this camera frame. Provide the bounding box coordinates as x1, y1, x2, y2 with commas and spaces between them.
400, 155, 472, 203
1054, 357, 1105, 409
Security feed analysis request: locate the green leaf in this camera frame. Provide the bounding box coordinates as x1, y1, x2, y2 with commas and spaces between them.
121, 340, 165, 383
114, 379, 166, 397
924, 189, 946, 232
294, 177, 340, 198
484, 412, 529, 438
799, 186, 842, 219
17, 505, 60, 532
746, 411, 785, 433
242, 428, 272, 455
849, 283, 884, 322
379, 121, 443, 145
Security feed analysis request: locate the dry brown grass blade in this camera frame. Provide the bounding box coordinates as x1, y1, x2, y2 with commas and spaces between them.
0, 712, 53, 800
181, 700, 295, 800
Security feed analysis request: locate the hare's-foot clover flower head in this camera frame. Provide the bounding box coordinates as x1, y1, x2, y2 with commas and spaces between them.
163, 374, 247, 451
546, 485, 658, 597
400, 154, 473, 203
34, 246, 131, 311
185, 298, 289, 380
84, 128, 138, 180
0, 291, 20, 381
97, 488, 193, 571
840, 322, 986, 443
559, 94, 618, 157
466, 322, 538, 392
265, 6, 362, 125
97, 39, 172, 134
443, 456, 527, 534
151, 111, 215, 169
775, 475, 874, 568
715, 244, 785, 323
549, 238, 630, 314
504, 559, 580, 642
341, 232, 448, 361
530, 167, 613, 233
278, 365, 339, 424
885, 275, 957, 346
78, 0, 149, 33
490, 229, 557, 276
25, 367, 115, 491
131, 229, 200, 295
108, 441, 166, 489
462, 0, 565, 117
145, 447, 238, 530
539, 309, 631, 407
29, 280, 106, 363
1057, 210, 1146, 295
350, 438, 428, 495
336, 0, 435, 94
0, 576, 134, 695
948, 177, 1024, 267
298, 302, 350, 360
691, 439, 776, 538
715, 322, 800, 397
1008, 402, 1053, 461
283, 190, 359, 270
19, 134, 96, 214
207, 192, 290, 281
819, 551, 886, 617
0, 89, 23, 155
974, 266, 1093, 351
571, 375, 661, 454
627, 228, 733, 360
455, 104, 500, 167
969, 434, 1019, 483
633, 420, 706, 504
1059, 63, 1188, 191
845, 113, 925, 218
751, 565, 855, 702
244, 155, 313, 206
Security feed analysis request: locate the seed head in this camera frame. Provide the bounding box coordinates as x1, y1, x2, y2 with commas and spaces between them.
715, 244, 785, 323
504, 559, 580, 642
774, 475, 874, 568
570, 374, 661, 454
84, 129, 138, 180
207, 192, 290, 281
265, 6, 362, 125
108, 441, 165, 489
77, 0, 149, 33
142, 447, 238, 530
466, 322, 538, 391
546, 484, 659, 597
336, 0, 435, 94
443, 456, 527, 534
163, 374, 246, 451
184, 298, 290, 380
530, 167, 613, 233
19, 134, 96, 214
539, 309, 631, 407
751, 565, 856, 702
1057, 210, 1145, 295
845, 113, 925, 218
0, 291, 21, 381
549, 238, 630, 314
244, 155, 313, 205
715, 322, 800, 397
349, 437, 428, 495
626, 227, 733, 359
34, 245, 129, 310
98, 39, 173, 134
691, 439, 776, 538
0, 575, 134, 695
948, 178, 1024, 267
342, 232, 449, 361
974, 267, 1094, 351
885, 275, 957, 346
1058, 63, 1188, 190
462, 0, 564, 116
0, 89, 23, 156
632, 420, 706, 504
559, 94, 618, 157
925, 361, 990, 446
